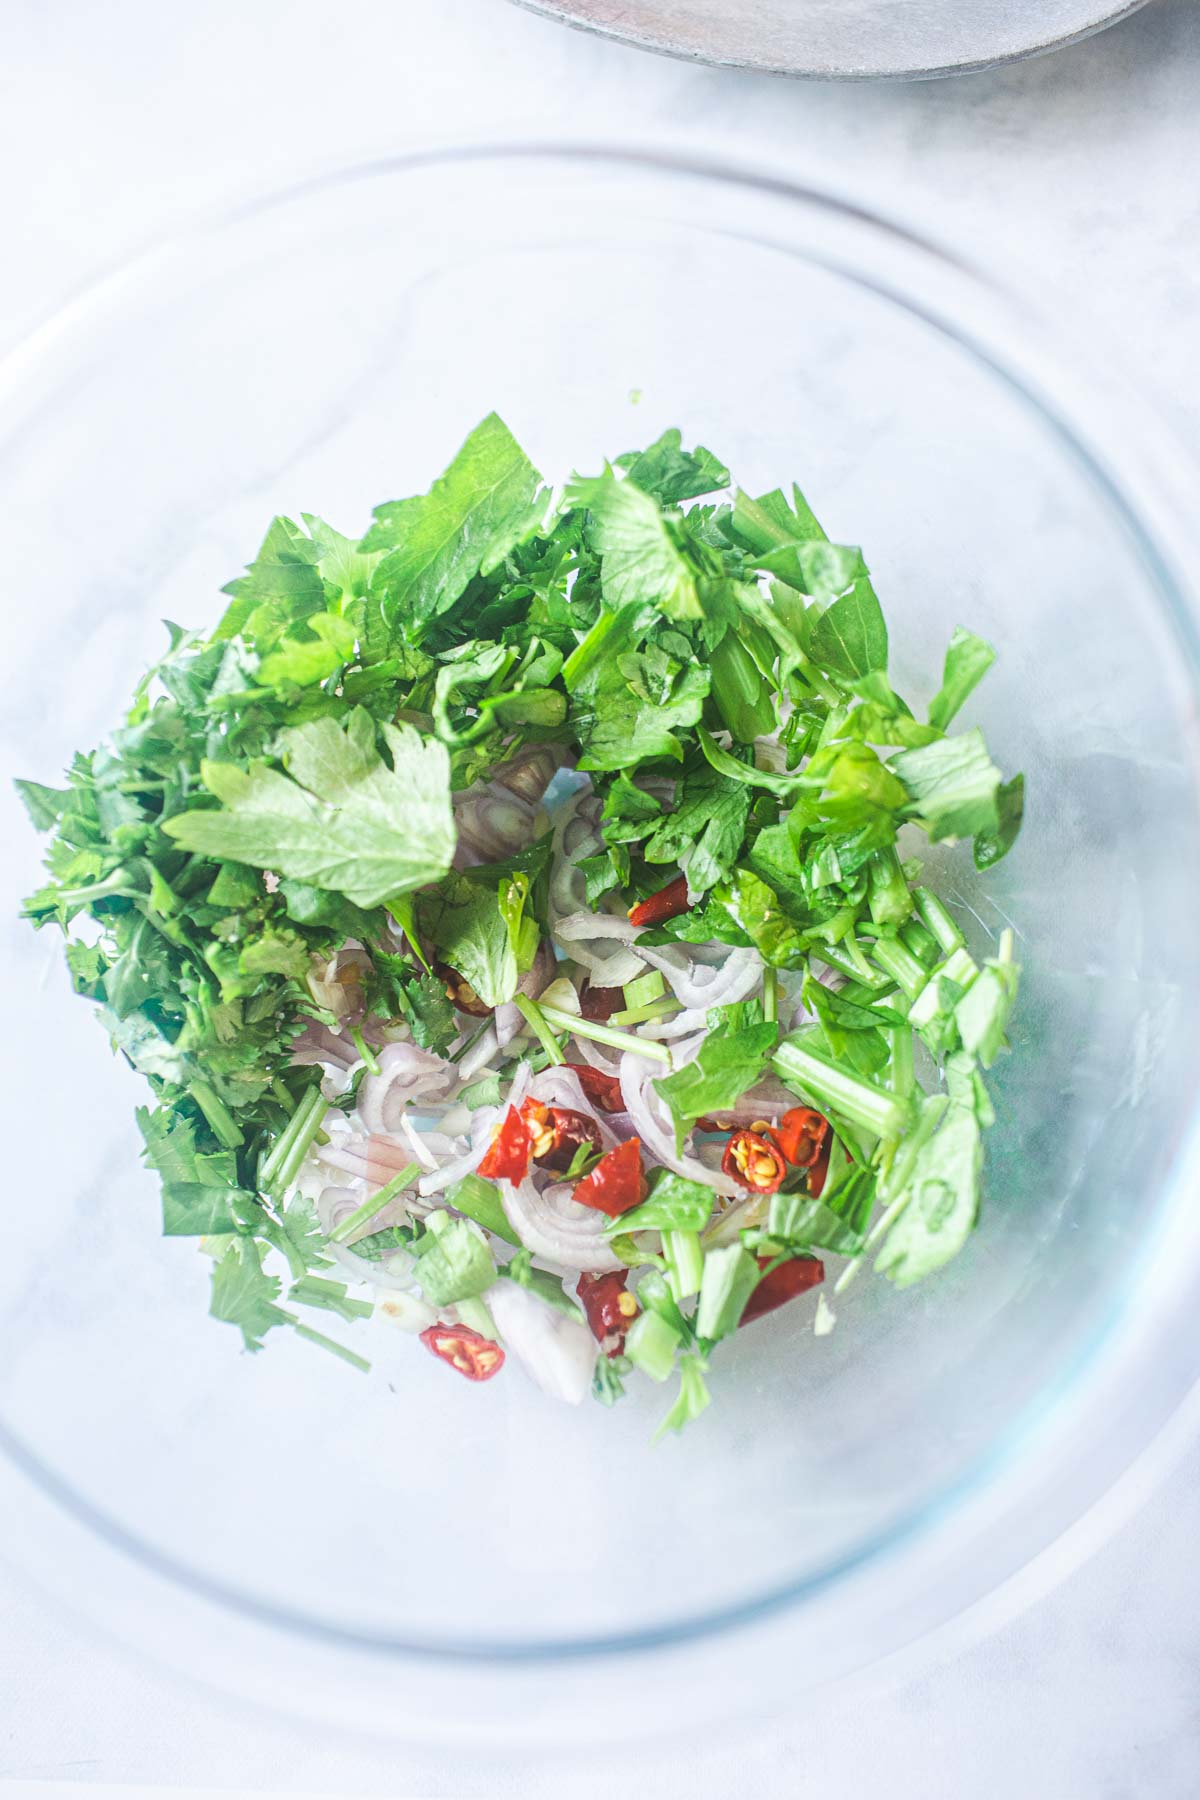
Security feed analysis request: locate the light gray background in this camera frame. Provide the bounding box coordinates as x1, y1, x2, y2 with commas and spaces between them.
2, 0, 1199, 1794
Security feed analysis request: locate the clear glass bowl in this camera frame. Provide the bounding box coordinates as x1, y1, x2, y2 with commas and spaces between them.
2, 143, 1200, 1742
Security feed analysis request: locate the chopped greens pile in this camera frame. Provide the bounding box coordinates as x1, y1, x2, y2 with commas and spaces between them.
19, 413, 1023, 1433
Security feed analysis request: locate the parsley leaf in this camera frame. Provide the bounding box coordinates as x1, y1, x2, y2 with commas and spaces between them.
566, 467, 702, 622
653, 1014, 777, 1151
363, 412, 545, 638
164, 710, 454, 908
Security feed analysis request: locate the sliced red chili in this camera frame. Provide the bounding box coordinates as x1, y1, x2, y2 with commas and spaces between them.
579, 981, 624, 1021
572, 1136, 647, 1217
519, 1097, 602, 1173
739, 1255, 825, 1328
628, 873, 690, 929
809, 1133, 833, 1198
419, 1323, 506, 1380
565, 1063, 624, 1114
434, 960, 492, 1018
577, 1270, 639, 1357
775, 1107, 831, 1170
476, 1105, 532, 1182
721, 1128, 788, 1194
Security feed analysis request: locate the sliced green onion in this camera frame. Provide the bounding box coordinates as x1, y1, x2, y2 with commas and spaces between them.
327, 1160, 421, 1244
537, 1001, 671, 1065
513, 994, 565, 1065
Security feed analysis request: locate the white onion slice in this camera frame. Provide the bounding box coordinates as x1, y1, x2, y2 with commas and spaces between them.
500, 1176, 625, 1273
633, 943, 762, 1013
455, 1022, 500, 1081
315, 1184, 418, 1290
486, 1278, 598, 1405
619, 1051, 744, 1198
357, 1042, 454, 1134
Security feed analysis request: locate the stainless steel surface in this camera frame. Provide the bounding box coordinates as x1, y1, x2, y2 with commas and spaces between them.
511, 0, 1153, 79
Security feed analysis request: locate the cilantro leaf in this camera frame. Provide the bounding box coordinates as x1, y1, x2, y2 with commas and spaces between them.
210, 1238, 293, 1351
363, 413, 545, 637
164, 710, 454, 908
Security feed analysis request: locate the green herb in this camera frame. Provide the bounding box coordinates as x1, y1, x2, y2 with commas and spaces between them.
652, 1015, 777, 1151
165, 711, 455, 910
499, 1249, 585, 1321
412, 1212, 497, 1307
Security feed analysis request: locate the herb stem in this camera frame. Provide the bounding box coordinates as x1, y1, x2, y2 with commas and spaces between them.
348, 1024, 382, 1076
913, 887, 965, 955
537, 1001, 671, 1066
292, 1322, 371, 1372
190, 1079, 244, 1149
868, 935, 928, 1001
260, 1082, 328, 1199
328, 1161, 421, 1244
772, 1039, 912, 1141
762, 966, 778, 1025
513, 993, 566, 1065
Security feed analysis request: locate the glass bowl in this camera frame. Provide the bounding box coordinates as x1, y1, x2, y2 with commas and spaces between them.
2, 142, 1199, 1743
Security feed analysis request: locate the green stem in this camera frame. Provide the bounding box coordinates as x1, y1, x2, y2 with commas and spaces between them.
913, 887, 966, 955
772, 1040, 912, 1141
537, 1002, 671, 1066
611, 996, 682, 1027
449, 1018, 494, 1064
190, 1080, 244, 1150
328, 1161, 421, 1244
869, 936, 928, 1001
513, 994, 565, 1065
762, 966, 778, 1025
348, 1024, 381, 1077
260, 1083, 328, 1198
291, 1322, 371, 1373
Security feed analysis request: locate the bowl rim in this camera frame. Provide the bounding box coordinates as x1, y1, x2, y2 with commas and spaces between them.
3, 135, 1200, 1683
504, 0, 1152, 82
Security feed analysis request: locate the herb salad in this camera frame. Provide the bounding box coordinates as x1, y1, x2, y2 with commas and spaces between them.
19, 414, 1022, 1433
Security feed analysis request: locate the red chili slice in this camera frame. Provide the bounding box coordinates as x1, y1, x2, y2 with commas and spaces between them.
627, 873, 690, 928
476, 1106, 532, 1183
433, 960, 492, 1018
721, 1128, 788, 1194
419, 1323, 506, 1380
579, 982, 624, 1021
775, 1107, 831, 1170
565, 1063, 624, 1114
739, 1255, 825, 1328
519, 1097, 602, 1173
809, 1134, 833, 1198
572, 1137, 647, 1217
577, 1270, 639, 1357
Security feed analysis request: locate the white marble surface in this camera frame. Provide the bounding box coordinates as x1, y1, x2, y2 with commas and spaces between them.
2, 0, 1200, 1793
